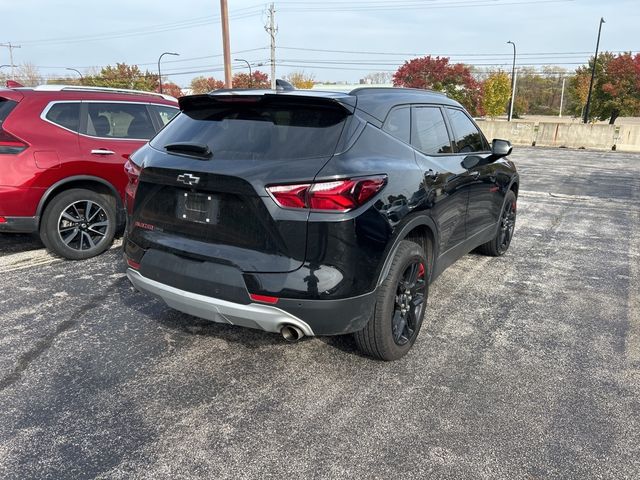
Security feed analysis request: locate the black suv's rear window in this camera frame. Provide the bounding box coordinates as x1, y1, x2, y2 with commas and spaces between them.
151, 102, 347, 161
0, 99, 18, 125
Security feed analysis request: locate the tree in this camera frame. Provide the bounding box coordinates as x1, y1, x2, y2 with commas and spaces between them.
190, 76, 224, 94
362, 71, 393, 84
161, 82, 183, 98
14, 62, 43, 87
285, 71, 315, 89
393, 56, 482, 115
597, 52, 640, 124
85, 63, 158, 91
232, 70, 269, 88
482, 72, 511, 118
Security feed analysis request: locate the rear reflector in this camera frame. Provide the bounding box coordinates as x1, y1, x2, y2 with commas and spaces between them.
0, 217, 6, 223
126, 258, 140, 270
249, 293, 279, 305
267, 175, 387, 212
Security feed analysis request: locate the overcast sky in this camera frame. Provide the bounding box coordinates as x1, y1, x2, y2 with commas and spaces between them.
1, 0, 638, 86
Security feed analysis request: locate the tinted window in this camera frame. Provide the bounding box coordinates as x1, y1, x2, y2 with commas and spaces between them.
45, 102, 80, 132
383, 107, 410, 144
87, 103, 155, 139
411, 106, 452, 155
447, 108, 487, 153
151, 104, 347, 161
153, 105, 179, 126
0, 99, 18, 125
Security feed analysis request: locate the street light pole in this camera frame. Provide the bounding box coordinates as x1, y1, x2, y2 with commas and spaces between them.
234, 58, 252, 87
157, 52, 179, 94
507, 40, 516, 122
583, 17, 605, 124
66, 68, 83, 84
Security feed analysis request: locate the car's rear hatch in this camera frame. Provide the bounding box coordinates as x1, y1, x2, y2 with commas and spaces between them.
128, 92, 355, 273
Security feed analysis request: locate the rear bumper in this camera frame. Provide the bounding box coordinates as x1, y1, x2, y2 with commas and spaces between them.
0, 216, 38, 233
126, 267, 376, 336
127, 268, 315, 336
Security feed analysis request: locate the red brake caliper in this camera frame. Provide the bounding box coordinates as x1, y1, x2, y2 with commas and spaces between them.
418, 263, 425, 278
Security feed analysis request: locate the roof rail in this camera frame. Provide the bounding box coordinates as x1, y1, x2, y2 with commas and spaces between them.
32, 84, 177, 101
349, 86, 447, 97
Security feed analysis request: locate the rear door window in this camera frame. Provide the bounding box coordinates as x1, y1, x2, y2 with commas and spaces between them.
151, 102, 348, 161
446, 108, 489, 153
44, 102, 81, 132
86, 103, 155, 139
411, 106, 452, 155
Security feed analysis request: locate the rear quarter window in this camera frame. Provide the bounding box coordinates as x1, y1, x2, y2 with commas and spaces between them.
0, 99, 18, 125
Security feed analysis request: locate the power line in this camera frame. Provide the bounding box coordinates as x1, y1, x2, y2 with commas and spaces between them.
14, 5, 263, 47
277, 0, 575, 12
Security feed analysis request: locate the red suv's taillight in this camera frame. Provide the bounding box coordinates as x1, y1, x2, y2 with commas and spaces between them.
266, 176, 387, 212
0, 129, 27, 154
124, 159, 142, 213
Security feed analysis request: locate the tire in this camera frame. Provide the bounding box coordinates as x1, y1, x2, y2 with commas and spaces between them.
477, 190, 517, 257
40, 188, 116, 260
354, 240, 429, 361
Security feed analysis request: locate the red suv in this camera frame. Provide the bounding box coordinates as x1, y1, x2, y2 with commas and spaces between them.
0, 84, 178, 259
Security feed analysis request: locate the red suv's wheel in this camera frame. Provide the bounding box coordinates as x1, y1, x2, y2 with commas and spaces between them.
40, 188, 116, 260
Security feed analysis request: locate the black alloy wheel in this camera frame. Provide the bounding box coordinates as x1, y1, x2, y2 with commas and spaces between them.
497, 197, 517, 255
477, 190, 517, 257
354, 240, 429, 361
392, 260, 427, 346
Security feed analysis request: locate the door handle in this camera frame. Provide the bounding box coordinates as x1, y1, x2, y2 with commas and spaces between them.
91, 149, 115, 155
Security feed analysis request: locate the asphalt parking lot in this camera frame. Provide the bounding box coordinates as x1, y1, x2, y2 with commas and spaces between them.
1, 147, 639, 479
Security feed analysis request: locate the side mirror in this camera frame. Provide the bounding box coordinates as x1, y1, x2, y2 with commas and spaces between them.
492, 139, 513, 158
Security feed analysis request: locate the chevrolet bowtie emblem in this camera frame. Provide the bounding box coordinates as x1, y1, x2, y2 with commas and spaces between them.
177, 173, 200, 186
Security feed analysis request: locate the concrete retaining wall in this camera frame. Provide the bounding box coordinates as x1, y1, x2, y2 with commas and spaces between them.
477, 120, 640, 153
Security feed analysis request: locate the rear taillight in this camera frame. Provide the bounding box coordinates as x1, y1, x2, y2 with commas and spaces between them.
124, 159, 142, 213
267, 176, 387, 212
0, 129, 27, 154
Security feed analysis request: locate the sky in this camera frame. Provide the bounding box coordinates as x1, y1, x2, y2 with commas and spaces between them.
1, 0, 639, 87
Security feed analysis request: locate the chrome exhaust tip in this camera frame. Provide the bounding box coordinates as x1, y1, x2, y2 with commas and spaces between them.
280, 324, 304, 342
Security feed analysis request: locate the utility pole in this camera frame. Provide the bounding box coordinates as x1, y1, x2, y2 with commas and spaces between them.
220, 0, 232, 88
0, 42, 22, 78
265, 3, 277, 89
558, 77, 566, 117
584, 17, 605, 124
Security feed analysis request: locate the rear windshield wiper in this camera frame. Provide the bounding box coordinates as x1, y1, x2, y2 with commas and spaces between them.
164, 142, 212, 158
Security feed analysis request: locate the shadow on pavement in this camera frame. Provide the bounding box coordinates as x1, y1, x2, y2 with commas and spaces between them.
0, 233, 45, 256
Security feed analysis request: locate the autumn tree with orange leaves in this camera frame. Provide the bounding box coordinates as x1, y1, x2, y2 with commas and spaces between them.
393, 56, 483, 115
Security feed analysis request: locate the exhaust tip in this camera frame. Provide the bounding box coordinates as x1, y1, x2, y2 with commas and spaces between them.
280, 324, 304, 342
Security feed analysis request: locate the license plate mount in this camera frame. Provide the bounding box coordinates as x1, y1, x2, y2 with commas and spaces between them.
176, 191, 220, 224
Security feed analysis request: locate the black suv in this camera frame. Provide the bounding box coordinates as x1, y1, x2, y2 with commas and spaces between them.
123, 87, 518, 360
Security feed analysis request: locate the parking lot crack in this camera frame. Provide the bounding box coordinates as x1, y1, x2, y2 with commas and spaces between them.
0, 279, 123, 391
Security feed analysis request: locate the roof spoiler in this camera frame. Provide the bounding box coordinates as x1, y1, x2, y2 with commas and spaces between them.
179, 92, 356, 114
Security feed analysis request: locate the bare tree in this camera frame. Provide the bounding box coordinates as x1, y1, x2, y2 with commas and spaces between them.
15, 62, 43, 86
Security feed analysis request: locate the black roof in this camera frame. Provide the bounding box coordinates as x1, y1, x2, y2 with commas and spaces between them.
349, 87, 462, 122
